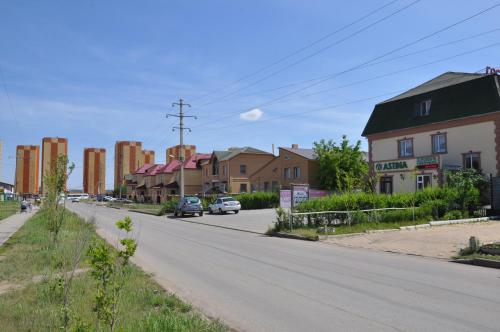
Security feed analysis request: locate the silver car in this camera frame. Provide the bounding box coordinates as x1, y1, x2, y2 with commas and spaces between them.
208, 197, 241, 214
174, 196, 204, 217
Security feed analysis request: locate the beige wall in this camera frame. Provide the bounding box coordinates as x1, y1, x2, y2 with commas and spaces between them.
371, 121, 496, 175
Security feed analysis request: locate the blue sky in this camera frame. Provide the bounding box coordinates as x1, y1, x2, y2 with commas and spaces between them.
1, 0, 500, 189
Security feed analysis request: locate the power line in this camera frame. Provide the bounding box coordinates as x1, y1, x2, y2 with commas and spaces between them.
196, 27, 500, 106
191, 2, 500, 129
195, 0, 422, 108
189, 0, 404, 103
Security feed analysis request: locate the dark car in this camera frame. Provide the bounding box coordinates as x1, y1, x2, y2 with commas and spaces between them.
174, 196, 203, 217
96, 195, 105, 202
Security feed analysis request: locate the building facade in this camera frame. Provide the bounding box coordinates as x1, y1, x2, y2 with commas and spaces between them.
168, 153, 210, 196
114, 141, 143, 189
15, 145, 40, 195
250, 144, 320, 192
362, 72, 500, 194
143, 149, 155, 164
202, 147, 274, 194
166, 144, 196, 163
41, 137, 68, 195
83, 148, 106, 195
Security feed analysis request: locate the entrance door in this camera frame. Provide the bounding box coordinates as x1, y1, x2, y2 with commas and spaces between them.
416, 174, 431, 190
380, 176, 393, 194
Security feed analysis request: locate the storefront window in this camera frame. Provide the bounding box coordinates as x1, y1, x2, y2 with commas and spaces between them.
380, 176, 393, 194
416, 174, 431, 190
432, 133, 446, 153
398, 138, 413, 157
463, 152, 480, 171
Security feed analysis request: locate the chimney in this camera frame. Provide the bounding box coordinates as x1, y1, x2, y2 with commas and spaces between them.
291, 144, 299, 149
272, 143, 275, 155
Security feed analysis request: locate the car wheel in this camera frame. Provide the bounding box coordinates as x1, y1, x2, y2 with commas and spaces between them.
174, 210, 178, 217
234, 210, 239, 214
208, 208, 213, 214
219, 208, 223, 215
199, 211, 204, 217
181, 211, 185, 217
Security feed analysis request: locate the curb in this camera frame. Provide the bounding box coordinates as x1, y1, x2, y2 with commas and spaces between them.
271, 232, 318, 241
429, 217, 490, 226
453, 258, 500, 269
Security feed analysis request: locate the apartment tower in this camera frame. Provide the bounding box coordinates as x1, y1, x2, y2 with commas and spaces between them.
15, 145, 40, 195
41, 137, 68, 195
143, 149, 155, 164
166, 144, 196, 162
83, 148, 106, 195
114, 141, 143, 188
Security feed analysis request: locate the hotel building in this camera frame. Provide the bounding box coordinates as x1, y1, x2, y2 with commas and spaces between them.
114, 141, 143, 188
15, 145, 40, 195
363, 71, 500, 194
41, 137, 68, 195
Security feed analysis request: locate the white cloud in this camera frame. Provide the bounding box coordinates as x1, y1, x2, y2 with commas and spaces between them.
240, 108, 263, 121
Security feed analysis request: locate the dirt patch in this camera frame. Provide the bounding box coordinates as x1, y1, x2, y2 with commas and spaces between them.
324, 221, 500, 259
0, 281, 22, 295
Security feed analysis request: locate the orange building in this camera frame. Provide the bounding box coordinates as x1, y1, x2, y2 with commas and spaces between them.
166, 144, 196, 163
114, 141, 143, 188
83, 148, 106, 195
143, 150, 155, 164
15, 145, 40, 195
41, 137, 68, 195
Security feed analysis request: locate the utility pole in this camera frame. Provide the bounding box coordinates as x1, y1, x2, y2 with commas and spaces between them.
168, 99, 196, 198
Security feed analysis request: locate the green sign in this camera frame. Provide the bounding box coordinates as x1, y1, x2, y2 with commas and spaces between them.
416, 156, 438, 167
375, 161, 409, 172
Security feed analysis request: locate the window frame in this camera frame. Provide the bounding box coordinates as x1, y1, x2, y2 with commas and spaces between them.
417, 99, 431, 116
397, 137, 414, 158
431, 132, 447, 154
239, 164, 247, 175
379, 176, 393, 194
284, 167, 291, 180
416, 174, 432, 190
239, 183, 248, 193
462, 152, 481, 171
293, 166, 301, 179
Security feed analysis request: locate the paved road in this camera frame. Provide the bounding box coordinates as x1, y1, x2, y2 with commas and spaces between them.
171, 208, 275, 233
68, 203, 500, 332
0, 210, 35, 246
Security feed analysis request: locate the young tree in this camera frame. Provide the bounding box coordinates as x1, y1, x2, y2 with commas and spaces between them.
43, 154, 75, 243
446, 168, 486, 212
314, 135, 368, 192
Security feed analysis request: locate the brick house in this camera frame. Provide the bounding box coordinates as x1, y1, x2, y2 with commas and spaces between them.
167, 153, 211, 196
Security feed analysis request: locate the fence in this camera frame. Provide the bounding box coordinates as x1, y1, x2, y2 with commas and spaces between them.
280, 207, 418, 231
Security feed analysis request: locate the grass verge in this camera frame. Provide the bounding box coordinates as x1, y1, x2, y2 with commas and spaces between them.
0, 201, 18, 221
0, 209, 226, 331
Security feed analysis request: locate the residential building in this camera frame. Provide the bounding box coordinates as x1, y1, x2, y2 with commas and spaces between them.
166, 144, 196, 163
362, 71, 500, 194
114, 141, 143, 189
250, 144, 320, 191
202, 147, 274, 193
41, 137, 68, 195
125, 163, 153, 201
143, 149, 155, 164
0, 181, 14, 193
83, 148, 106, 195
168, 153, 211, 196
15, 145, 40, 195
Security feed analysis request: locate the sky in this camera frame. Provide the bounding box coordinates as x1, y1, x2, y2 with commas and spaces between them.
1, 0, 500, 189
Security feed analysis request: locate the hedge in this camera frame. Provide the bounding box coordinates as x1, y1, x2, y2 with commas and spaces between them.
235, 192, 279, 210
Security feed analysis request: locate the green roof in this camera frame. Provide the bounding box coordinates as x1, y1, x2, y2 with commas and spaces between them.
362, 72, 500, 137
212, 146, 271, 161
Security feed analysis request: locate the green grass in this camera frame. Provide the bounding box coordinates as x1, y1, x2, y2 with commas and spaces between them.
0, 209, 226, 331
0, 201, 18, 221
456, 253, 500, 261
284, 219, 431, 237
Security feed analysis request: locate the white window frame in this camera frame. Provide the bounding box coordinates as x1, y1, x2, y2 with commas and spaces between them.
398, 138, 413, 157
416, 174, 431, 190
432, 133, 446, 153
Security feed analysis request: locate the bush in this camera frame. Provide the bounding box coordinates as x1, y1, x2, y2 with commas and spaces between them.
235, 192, 279, 209
158, 199, 179, 215
443, 210, 462, 220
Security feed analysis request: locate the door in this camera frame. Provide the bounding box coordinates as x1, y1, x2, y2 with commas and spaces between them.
380, 176, 393, 194
416, 174, 431, 190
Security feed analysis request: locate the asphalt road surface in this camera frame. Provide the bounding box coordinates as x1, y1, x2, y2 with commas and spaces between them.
68, 203, 500, 332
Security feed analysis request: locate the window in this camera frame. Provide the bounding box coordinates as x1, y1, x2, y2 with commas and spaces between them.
432, 133, 447, 154
417, 99, 431, 116
272, 181, 279, 192
380, 176, 393, 194
416, 174, 431, 190
463, 152, 480, 171
293, 167, 301, 179
251, 184, 257, 192
264, 181, 269, 191
284, 154, 289, 160
240, 183, 247, 193
212, 159, 219, 175
240, 164, 247, 175
284, 168, 291, 179
398, 138, 413, 157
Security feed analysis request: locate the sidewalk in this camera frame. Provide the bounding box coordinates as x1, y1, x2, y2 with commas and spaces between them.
0, 210, 34, 246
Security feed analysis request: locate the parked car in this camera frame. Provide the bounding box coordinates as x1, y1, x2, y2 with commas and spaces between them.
115, 198, 133, 204
208, 197, 241, 214
174, 196, 204, 217
96, 195, 105, 202
70, 197, 80, 203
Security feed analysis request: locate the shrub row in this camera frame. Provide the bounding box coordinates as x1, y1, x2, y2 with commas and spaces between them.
234, 192, 279, 210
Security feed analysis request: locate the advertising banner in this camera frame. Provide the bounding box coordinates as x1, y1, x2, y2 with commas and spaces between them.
280, 190, 291, 209
309, 189, 329, 199
292, 185, 309, 207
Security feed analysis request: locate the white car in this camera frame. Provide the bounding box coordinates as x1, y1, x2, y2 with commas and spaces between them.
208, 197, 241, 214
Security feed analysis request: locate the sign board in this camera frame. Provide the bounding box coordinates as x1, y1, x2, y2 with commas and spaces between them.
292, 185, 309, 207
280, 190, 291, 209
486, 66, 500, 75
309, 189, 329, 199
416, 155, 439, 169
375, 161, 409, 172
